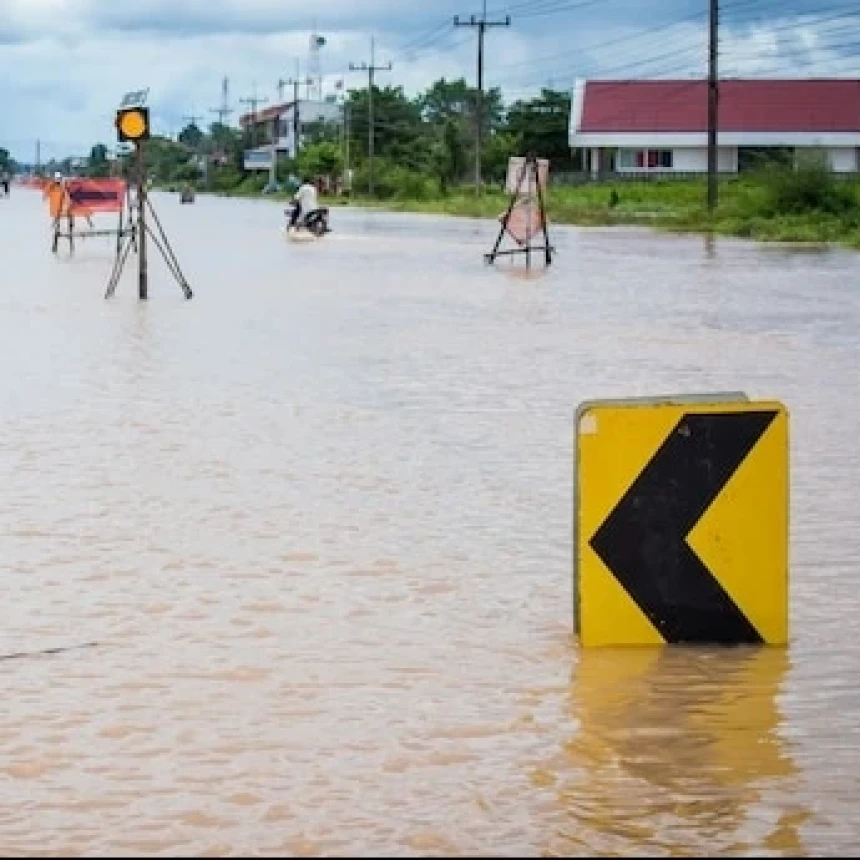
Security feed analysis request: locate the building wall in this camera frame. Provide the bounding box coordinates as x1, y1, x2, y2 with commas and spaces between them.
824, 146, 858, 172
607, 145, 860, 174
613, 145, 737, 174
670, 146, 737, 172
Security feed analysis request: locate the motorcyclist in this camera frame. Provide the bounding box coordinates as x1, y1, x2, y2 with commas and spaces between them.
287, 175, 319, 231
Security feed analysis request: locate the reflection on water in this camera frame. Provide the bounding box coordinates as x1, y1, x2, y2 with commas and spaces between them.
1, 189, 860, 855
541, 648, 810, 857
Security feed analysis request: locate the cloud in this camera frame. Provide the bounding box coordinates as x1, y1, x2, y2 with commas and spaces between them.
1, 0, 858, 162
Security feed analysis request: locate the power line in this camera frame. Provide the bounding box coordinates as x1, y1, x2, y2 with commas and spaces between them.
454, 1, 511, 195
489, 0, 856, 83
349, 36, 392, 197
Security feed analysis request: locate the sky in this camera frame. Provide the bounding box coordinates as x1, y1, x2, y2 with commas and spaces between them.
1, 0, 858, 162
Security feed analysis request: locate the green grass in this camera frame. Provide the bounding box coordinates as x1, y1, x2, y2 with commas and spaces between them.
331, 174, 860, 249
166, 170, 860, 250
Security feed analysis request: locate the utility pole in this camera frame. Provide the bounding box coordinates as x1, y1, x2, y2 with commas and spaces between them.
707, 0, 719, 212
349, 36, 392, 197
455, 1, 510, 196
343, 100, 351, 194
181, 111, 205, 186
240, 86, 268, 147
35, 139, 41, 175
209, 104, 232, 125
278, 63, 313, 161
210, 77, 233, 127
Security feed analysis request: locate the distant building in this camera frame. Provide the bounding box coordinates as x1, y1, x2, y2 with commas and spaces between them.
239, 99, 343, 170
568, 78, 860, 177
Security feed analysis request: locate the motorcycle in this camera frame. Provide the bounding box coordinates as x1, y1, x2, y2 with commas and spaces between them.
285, 201, 331, 238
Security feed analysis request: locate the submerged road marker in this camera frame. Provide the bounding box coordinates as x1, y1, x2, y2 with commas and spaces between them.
574, 393, 789, 647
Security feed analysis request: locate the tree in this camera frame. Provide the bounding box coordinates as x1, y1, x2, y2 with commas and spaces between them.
430, 117, 469, 193
87, 143, 110, 178
345, 85, 426, 169
505, 89, 573, 170
301, 119, 340, 148
482, 131, 520, 184
298, 140, 343, 179
0, 146, 16, 174
419, 77, 503, 133
178, 123, 204, 150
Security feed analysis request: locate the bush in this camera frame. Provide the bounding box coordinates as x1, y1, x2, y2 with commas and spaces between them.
351, 159, 439, 201
759, 162, 858, 217
208, 167, 245, 192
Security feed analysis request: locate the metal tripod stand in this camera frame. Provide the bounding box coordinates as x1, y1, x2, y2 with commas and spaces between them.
485, 153, 554, 268
104, 146, 192, 300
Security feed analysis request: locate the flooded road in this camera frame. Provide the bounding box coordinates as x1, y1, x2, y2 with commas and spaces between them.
1, 188, 859, 856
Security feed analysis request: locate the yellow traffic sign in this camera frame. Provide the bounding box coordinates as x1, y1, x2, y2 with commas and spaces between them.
574, 394, 789, 646
115, 107, 150, 143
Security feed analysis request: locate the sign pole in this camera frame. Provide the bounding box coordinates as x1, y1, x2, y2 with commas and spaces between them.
136, 142, 148, 300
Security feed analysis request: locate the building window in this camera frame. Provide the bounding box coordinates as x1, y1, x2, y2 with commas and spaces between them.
616, 149, 636, 170
645, 149, 672, 168
618, 149, 673, 170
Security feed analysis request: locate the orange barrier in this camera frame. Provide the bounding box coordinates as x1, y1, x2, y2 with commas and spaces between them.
42, 178, 127, 217
44, 181, 70, 218
45, 178, 131, 255
65, 178, 126, 216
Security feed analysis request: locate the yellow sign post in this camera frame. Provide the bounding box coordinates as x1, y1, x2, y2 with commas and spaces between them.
574, 393, 789, 647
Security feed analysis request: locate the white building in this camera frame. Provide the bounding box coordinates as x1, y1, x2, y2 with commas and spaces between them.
240, 99, 343, 171
569, 78, 860, 177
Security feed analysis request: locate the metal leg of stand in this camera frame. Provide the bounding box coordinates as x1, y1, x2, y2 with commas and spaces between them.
104, 194, 192, 300
534, 166, 553, 266
485, 212, 512, 264
485, 156, 535, 265
145, 198, 193, 299
105, 230, 136, 299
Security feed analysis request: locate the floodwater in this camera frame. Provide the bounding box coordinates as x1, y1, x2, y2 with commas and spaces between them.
1, 188, 860, 857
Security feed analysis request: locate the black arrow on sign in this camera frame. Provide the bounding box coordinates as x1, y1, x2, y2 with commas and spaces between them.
589, 410, 779, 644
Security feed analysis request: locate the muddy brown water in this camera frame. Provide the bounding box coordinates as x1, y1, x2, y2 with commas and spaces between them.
1, 189, 859, 855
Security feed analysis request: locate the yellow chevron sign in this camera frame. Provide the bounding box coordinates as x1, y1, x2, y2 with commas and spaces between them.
574, 394, 789, 647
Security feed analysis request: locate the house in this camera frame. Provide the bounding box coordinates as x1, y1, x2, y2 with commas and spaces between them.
568, 78, 860, 177
239, 99, 343, 170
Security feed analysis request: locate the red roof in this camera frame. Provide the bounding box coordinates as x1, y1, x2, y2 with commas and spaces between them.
239, 101, 294, 126
579, 79, 860, 133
